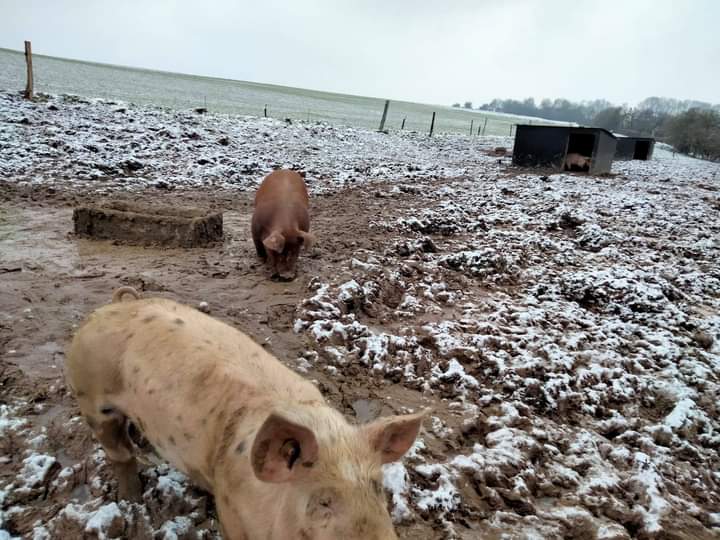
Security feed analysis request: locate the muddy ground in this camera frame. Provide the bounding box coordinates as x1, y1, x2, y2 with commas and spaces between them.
1, 91, 720, 540
1, 174, 717, 539
1, 182, 458, 539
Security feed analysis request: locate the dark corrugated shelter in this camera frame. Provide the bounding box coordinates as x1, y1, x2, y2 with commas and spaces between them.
512, 125, 617, 175
614, 135, 655, 160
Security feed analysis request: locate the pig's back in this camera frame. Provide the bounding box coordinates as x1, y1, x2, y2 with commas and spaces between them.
80, 298, 321, 402
254, 170, 308, 208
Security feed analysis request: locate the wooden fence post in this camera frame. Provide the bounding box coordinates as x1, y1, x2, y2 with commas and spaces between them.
378, 99, 390, 132
509, 124, 513, 136
482, 117, 488, 135
470, 119, 474, 136
264, 104, 268, 117
429, 112, 436, 137
24, 41, 34, 100
401, 117, 406, 130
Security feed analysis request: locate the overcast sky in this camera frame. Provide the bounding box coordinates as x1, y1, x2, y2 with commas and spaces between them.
1, 0, 718, 106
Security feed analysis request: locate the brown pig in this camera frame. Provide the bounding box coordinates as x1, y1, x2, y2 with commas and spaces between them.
251, 169, 314, 280
65, 287, 426, 540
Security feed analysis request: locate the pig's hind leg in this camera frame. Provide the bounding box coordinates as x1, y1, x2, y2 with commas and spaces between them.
86, 408, 143, 502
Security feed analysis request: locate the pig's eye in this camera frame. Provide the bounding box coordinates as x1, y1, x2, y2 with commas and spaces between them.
280, 439, 301, 468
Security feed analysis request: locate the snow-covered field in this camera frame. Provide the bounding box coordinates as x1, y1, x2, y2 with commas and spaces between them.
1, 90, 719, 539
0, 47, 567, 136
0, 90, 513, 194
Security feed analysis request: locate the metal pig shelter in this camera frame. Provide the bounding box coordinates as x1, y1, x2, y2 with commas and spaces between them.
512, 125, 617, 175
614, 135, 655, 160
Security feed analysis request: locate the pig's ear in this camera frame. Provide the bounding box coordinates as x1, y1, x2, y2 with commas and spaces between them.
363, 409, 429, 464
251, 414, 319, 483
263, 232, 285, 253
298, 231, 315, 250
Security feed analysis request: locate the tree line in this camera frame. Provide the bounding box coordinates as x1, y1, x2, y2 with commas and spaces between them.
452, 97, 720, 160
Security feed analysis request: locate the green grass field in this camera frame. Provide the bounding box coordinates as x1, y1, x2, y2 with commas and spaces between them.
0, 47, 568, 136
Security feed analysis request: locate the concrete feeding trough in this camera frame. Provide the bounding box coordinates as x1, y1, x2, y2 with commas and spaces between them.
73, 202, 223, 247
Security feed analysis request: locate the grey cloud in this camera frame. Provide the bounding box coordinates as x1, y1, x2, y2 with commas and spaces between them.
0, 0, 717, 106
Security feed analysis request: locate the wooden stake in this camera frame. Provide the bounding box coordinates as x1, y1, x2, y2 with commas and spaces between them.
24, 41, 34, 100
264, 104, 268, 117
470, 119, 474, 136
378, 99, 390, 132
429, 112, 436, 137
482, 117, 488, 135
401, 117, 406, 130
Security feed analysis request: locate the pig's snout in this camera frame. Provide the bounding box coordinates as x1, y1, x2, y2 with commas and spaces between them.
267, 243, 300, 280
274, 262, 298, 281
272, 272, 296, 282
